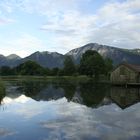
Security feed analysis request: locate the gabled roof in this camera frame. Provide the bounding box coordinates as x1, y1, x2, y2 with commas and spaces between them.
122, 63, 140, 72
113, 63, 140, 73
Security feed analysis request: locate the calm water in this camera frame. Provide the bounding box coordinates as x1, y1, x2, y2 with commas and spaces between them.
0, 80, 140, 140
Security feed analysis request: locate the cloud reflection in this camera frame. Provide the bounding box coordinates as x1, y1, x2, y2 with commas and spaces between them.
40, 101, 140, 140
2, 95, 30, 104
0, 128, 16, 137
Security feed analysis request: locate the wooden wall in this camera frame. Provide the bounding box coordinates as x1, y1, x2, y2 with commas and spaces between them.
110, 65, 138, 84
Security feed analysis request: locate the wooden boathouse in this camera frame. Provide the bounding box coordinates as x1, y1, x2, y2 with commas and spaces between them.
110, 63, 140, 86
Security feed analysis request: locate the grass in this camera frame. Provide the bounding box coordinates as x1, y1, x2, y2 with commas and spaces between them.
0, 75, 89, 82
0, 75, 110, 84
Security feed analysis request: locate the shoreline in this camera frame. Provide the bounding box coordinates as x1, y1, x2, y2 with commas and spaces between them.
0, 75, 110, 84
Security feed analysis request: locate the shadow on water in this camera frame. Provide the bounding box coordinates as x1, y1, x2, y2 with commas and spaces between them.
0, 81, 6, 105
1, 79, 140, 109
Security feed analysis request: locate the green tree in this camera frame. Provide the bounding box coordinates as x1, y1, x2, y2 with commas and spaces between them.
104, 58, 113, 75
0, 66, 14, 76
79, 50, 105, 79
50, 67, 59, 76
57, 69, 64, 76
44, 68, 51, 76
63, 56, 76, 76
16, 60, 45, 75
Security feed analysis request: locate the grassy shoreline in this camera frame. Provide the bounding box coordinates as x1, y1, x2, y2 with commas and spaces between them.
0, 75, 110, 84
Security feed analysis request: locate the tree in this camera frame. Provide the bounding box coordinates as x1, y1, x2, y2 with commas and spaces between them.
16, 60, 45, 75
0, 66, 14, 76
79, 50, 105, 79
50, 67, 59, 76
57, 69, 64, 76
63, 56, 76, 76
44, 68, 51, 76
104, 58, 113, 77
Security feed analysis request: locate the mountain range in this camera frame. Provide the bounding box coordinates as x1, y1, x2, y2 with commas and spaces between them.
0, 43, 140, 68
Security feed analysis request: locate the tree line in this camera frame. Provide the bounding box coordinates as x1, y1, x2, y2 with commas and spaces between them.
0, 50, 113, 78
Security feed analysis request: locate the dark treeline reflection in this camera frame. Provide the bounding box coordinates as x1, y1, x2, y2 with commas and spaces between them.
0, 82, 5, 105
1, 80, 140, 109
78, 82, 109, 107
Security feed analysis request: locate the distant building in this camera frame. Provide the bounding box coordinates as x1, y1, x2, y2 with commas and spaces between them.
110, 63, 140, 84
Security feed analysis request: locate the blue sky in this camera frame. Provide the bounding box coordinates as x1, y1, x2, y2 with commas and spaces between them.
0, 0, 140, 57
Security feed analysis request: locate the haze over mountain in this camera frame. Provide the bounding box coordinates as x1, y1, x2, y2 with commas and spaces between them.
0, 43, 140, 68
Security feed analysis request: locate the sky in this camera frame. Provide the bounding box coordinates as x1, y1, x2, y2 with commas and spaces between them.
0, 0, 140, 57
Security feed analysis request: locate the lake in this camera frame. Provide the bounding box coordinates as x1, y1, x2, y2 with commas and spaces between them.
0, 79, 140, 140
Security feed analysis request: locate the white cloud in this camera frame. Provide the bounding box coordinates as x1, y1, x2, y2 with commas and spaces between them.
40, 0, 140, 51
0, 0, 140, 55
0, 34, 46, 57
41, 11, 97, 52
12, 34, 43, 49
91, 0, 140, 48
0, 0, 90, 15
0, 17, 15, 25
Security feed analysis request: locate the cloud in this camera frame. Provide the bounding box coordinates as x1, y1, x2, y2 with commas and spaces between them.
40, 0, 140, 51
0, 128, 16, 137
90, 0, 140, 48
0, 0, 140, 55
41, 10, 97, 52
0, 33, 46, 57
0, 17, 15, 25
0, 0, 91, 15
11, 34, 44, 49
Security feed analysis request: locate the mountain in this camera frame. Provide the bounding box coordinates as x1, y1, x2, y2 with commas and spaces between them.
66, 43, 140, 65
0, 43, 140, 68
19, 51, 65, 68
128, 49, 140, 56
0, 54, 21, 67
0, 51, 65, 68
0, 55, 7, 66
7, 54, 21, 60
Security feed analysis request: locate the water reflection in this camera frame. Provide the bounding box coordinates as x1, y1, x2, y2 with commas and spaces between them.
78, 82, 109, 107
0, 82, 5, 105
0, 80, 140, 140
0, 80, 140, 109
110, 87, 140, 109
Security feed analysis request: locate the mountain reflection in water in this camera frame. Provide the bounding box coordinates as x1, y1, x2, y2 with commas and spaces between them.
0, 80, 140, 140
0, 80, 140, 109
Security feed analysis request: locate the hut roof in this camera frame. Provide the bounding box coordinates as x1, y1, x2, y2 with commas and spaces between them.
122, 63, 140, 72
